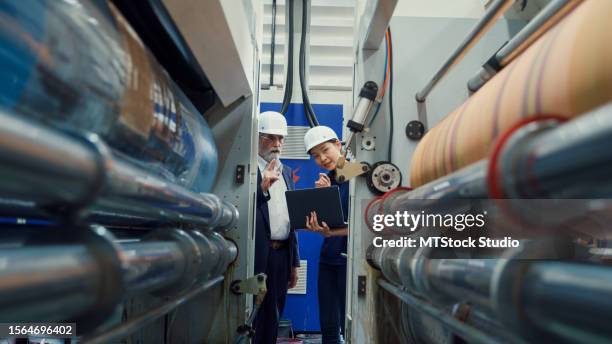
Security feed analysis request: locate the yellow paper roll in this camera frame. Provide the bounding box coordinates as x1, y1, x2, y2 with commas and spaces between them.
409, 0, 612, 187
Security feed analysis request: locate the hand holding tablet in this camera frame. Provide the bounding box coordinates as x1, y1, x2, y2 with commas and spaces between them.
285, 186, 345, 229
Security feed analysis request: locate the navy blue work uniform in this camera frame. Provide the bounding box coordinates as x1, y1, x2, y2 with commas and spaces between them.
253, 166, 300, 344
318, 171, 348, 344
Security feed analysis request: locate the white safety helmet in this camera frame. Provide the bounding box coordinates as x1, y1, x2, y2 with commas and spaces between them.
258, 111, 288, 137
304, 125, 339, 154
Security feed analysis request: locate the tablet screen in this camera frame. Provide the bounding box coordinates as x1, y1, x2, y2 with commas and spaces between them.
285, 186, 345, 229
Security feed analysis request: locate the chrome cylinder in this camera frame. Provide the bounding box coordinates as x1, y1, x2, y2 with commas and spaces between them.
120, 241, 186, 293
0, 108, 238, 230
0, 0, 218, 193
497, 104, 612, 198
372, 239, 612, 342
416, 0, 514, 102
0, 112, 100, 208
0, 245, 101, 322
0, 226, 237, 329
494, 260, 612, 342
521, 262, 612, 342
368, 161, 487, 234
467, 0, 581, 92
369, 244, 494, 306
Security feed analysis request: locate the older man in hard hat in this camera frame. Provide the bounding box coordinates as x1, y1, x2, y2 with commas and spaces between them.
253, 111, 299, 344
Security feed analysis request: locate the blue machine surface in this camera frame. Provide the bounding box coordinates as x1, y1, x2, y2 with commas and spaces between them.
260, 102, 344, 332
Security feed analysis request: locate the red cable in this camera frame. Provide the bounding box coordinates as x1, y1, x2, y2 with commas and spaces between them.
379, 29, 391, 98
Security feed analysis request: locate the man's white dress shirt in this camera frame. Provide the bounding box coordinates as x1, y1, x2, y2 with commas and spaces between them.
258, 156, 290, 240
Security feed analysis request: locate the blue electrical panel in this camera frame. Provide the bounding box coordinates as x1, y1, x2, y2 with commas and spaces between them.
260, 102, 344, 332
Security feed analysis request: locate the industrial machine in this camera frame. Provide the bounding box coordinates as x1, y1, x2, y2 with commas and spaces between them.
0, 0, 261, 342
1, 0, 612, 343
347, 0, 612, 343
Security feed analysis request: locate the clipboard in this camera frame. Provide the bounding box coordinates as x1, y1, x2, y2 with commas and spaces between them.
285, 186, 345, 229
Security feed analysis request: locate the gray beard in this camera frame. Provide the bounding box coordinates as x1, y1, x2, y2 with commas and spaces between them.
260, 152, 283, 174
262, 151, 281, 162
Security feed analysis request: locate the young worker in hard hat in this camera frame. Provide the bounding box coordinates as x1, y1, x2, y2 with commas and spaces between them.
253, 111, 300, 344
303, 125, 348, 344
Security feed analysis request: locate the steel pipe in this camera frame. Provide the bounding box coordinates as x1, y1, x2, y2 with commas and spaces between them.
0, 227, 237, 327
0, 245, 102, 322
378, 279, 501, 344
415, 0, 514, 102
368, 237, 574, 306
492, 104, 612, 199
369, 244, 501, 308
467, 67, 496, 94
121, 230, 236, 295
492, 259, 612, 343
425, 259, 498, 309
0, 108, 238, 230
401, 160, 488, 200
120, 241, 186, 293
0, 225, 124, 333
0, 0, 219, 192
371, 242, 612, 342
397, 299, 522, 344
368, 104, 612, 234
269, 0, 277, 86
0, 112, 101, 208
82, 276, 224, 344
517, 262, 612, 343
467, 0, 582, 92
364, 162, 487, 236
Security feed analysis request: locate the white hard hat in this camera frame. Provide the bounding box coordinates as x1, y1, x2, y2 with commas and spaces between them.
304, 126, 339, 153
258, 111, 288, 136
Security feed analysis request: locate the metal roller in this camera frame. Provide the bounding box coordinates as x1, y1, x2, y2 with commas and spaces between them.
121, 229, 237, 296
364, 162, 487, 235
415, 0, 515, 102
0, 0, 218, 193
368, 104, 612, 235
0, 226, 125, 332
0, 226, 237, 330
410, 0, 612, 187
0, 244, 104, 322
369, 238, 612, 342
504, 262, 612, 343
0, 108, 238, 230
467, 0, 583, 92
141, 229, 202, 297
490, 103, 612, 199
120, 240, 186, 293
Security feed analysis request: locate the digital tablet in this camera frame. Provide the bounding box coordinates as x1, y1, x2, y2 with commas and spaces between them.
285, 186, 345, 229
